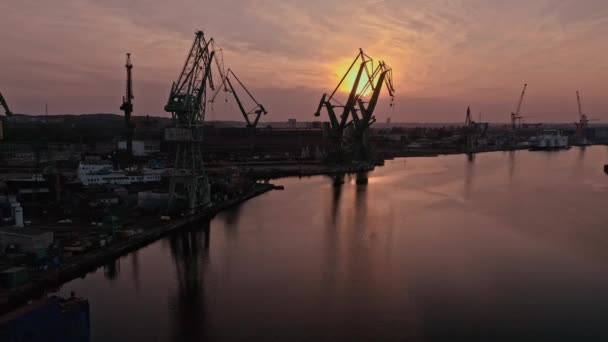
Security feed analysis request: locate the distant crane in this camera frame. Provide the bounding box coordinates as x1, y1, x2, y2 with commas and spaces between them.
574, 90, 599, 142
119, 53, 135, 157
511, 83, 527, 130
0, 91, 12, 116
575, 90, 589, 138
465, 106, 473, 126
164, 31, 223, 210
0, 91, 13, 141
464, 106, 488, 151
211, 69, 267, 129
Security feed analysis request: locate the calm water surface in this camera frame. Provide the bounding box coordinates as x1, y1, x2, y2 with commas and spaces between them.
57, 147, 608, 341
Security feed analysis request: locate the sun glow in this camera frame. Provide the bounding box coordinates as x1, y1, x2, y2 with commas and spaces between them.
334, 60, 374, 97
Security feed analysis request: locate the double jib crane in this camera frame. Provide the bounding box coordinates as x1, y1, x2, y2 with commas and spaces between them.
314, 49, 394, 162
165, 31, 223, 210
350, 59, 394, 161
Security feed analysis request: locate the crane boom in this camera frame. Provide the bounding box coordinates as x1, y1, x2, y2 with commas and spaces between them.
211, 69, 267, 129
515, 83, 527, 116
165, 31, 220, 127
350, 58, 395, 161
0, 92, 12, 116
511, 83, 527, 130
356, 61, 394, 122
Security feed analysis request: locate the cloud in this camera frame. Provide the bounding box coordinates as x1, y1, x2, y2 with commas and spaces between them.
1, 0, 607, 121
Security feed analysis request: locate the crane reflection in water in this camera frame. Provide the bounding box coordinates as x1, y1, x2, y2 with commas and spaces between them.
168, 220, 210, 341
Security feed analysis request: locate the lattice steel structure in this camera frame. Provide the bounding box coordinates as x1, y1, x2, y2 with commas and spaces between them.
165, 31, 222, 210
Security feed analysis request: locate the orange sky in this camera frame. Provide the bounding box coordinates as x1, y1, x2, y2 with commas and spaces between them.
2, 0, 608, 122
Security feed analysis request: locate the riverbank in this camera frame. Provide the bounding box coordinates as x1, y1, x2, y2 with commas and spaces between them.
244, 163, 377, 180
0, 183, 275, 314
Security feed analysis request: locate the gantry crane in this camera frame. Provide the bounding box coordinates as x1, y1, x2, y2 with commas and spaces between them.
211, 69, 267, 129
349, 59, 394, 161
511, 83, 527, 130
164, 31, 223, 210
119, 53, 135, 157
314, 49, 392, 162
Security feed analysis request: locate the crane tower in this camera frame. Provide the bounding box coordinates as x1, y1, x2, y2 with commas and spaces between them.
165, 31, 222, 210
120, 53, 135, 157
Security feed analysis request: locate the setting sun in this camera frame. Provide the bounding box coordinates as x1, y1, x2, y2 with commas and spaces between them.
334, 60, 375, 97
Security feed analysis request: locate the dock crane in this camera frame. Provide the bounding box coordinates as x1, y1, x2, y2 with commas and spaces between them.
119, 53, 135, 157
164, 31, 223, 210
349, 59, 395, 161
314, 49, 386, 162
511, 83, 527, 130
211, 69, 267, 129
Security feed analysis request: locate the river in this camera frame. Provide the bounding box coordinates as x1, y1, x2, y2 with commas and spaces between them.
56, 147, 608, 341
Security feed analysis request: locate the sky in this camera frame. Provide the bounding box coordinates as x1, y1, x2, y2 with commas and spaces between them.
2, 0, 608, 123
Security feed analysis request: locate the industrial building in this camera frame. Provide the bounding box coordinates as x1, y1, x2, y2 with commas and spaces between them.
117, 140, 160, 156
0, 227, 53, 255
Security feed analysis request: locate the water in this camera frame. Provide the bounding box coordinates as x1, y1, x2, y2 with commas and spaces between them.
56, 147, 608, 341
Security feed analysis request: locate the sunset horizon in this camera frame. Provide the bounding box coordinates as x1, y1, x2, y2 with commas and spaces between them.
3, 1, 608, 123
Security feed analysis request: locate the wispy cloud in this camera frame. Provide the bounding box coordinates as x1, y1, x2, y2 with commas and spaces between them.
1, 0, 607, 121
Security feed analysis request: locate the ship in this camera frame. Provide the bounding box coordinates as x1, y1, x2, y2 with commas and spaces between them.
77, 161, 166, 186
